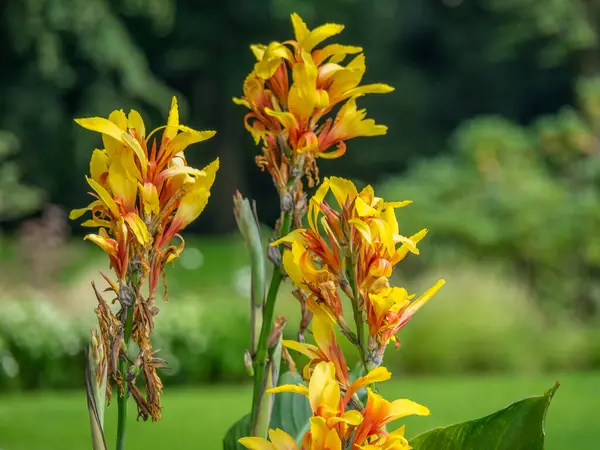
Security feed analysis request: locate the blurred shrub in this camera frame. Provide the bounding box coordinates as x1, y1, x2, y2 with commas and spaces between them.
1, 263, 599, 392
0, 296, 251, 392
0, 131, 43, 221
380, 76, 600, 319
391, 263, 599, 375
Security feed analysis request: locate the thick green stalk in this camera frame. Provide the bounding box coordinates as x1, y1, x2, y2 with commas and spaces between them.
346, 256, 369, 373
251, 212, 293, 431
116, 303, 134, 450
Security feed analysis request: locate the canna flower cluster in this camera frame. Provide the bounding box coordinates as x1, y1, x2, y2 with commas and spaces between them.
239, 307, 429, 450
275, 177, 445, 368
234, 13, 393, 195
71, 97, 218, 421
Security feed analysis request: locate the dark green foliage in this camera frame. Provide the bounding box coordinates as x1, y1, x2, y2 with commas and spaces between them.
223, 414, 251, 450
0, 0, 585, 230
409, 383, 559, 450
380, 76, 600, 319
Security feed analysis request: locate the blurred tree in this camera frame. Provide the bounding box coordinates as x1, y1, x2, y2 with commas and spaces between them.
380, 76, 600, 320
0, 0, 590, 231
0, 131, 43, 221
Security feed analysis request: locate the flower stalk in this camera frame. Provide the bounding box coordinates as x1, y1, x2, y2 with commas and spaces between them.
116, 273, 137, 450
345, 255, 369, 374
251, 212, 292, 430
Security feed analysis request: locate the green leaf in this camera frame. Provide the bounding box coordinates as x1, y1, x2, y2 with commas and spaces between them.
409, 382, 559, 450
269, 371, 312, 443
223, 414, 252, 450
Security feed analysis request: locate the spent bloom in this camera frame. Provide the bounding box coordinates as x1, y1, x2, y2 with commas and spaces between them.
234, 13, 394, 192
71, 97, 218, 421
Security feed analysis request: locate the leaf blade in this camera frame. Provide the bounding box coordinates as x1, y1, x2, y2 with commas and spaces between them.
409, 382, 559, 450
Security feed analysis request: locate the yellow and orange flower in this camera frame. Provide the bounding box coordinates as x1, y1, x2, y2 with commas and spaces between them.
283, 304, 349, 386
234, 13, 393, 189
352, 390, 429, 448
240, 359, 427, 450
71, 97, 218, 298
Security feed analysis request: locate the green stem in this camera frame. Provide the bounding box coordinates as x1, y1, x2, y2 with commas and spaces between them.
251, 212, 293, 429
346, 256, 369, 374
116, 303, 134, 450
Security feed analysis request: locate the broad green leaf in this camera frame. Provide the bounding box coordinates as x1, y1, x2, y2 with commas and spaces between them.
269, 371, 312, 443
223, 414, 252, 450
409, 382, 559, 450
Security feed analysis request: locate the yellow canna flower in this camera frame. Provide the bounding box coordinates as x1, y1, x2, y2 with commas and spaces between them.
72, 97, 218, 423
234, 13, 394, 189
375, 279, 446, 346
283, 304, 349, 386
352, 389, 429, 448
72, 96, 217, 289
258, 357, 426, 450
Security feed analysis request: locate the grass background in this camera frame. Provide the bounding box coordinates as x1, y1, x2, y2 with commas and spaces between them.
1, 371, 597, 450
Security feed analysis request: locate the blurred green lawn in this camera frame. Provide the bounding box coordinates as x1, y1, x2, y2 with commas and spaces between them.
1, 371, 597, 450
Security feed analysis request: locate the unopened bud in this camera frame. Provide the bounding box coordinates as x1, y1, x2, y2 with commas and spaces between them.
244, 350, 254, 377
233, 191, 266, 353
281, 192, 293, 214
267, 243, 282, 267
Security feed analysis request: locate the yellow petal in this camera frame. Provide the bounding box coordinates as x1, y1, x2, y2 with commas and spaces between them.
395, 228, 428, 262
75, 117, 124, 143
90, 149, 109, 183
282, 340, 319, 359
388, 398, 430, 420
238, 436, 275, 450
309, 361, 339, 413
254, 42, 293, 79
70, 206, 91, 220
312, 308, 335, 353
402, 279, 445, 320
338, 409, 363, 426
324, 427, 342, 450
288, 52, 319, 120
345, 366, 391, 401
282, 247, 305, 288
84, 233, 116, 255
141, 182, 160, 216
165, 97, 179, 140
348, 218, 372, 242
168, 128, 216, 154
304, 23, 345, 52
291, 13, 310, 45
124, 213, 151, 245
107, 151, 138, 211
265, 108, 297, 131
271, 229, 306, 246
313, 44, 363, 65
232, 97, 251, 109
172, 159, 219, 229
250, 44, 266, 61
267, 384, 309, 397
268, 429, 299, 450
86, 176, 119, 217
81, 218, 112, 228
127, 110, 146, 139
121, 133, 148, 178
396, 235, 419, 255
343, 83, 395, 99
308, 179, 330, 232
328, 176, 357, 207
